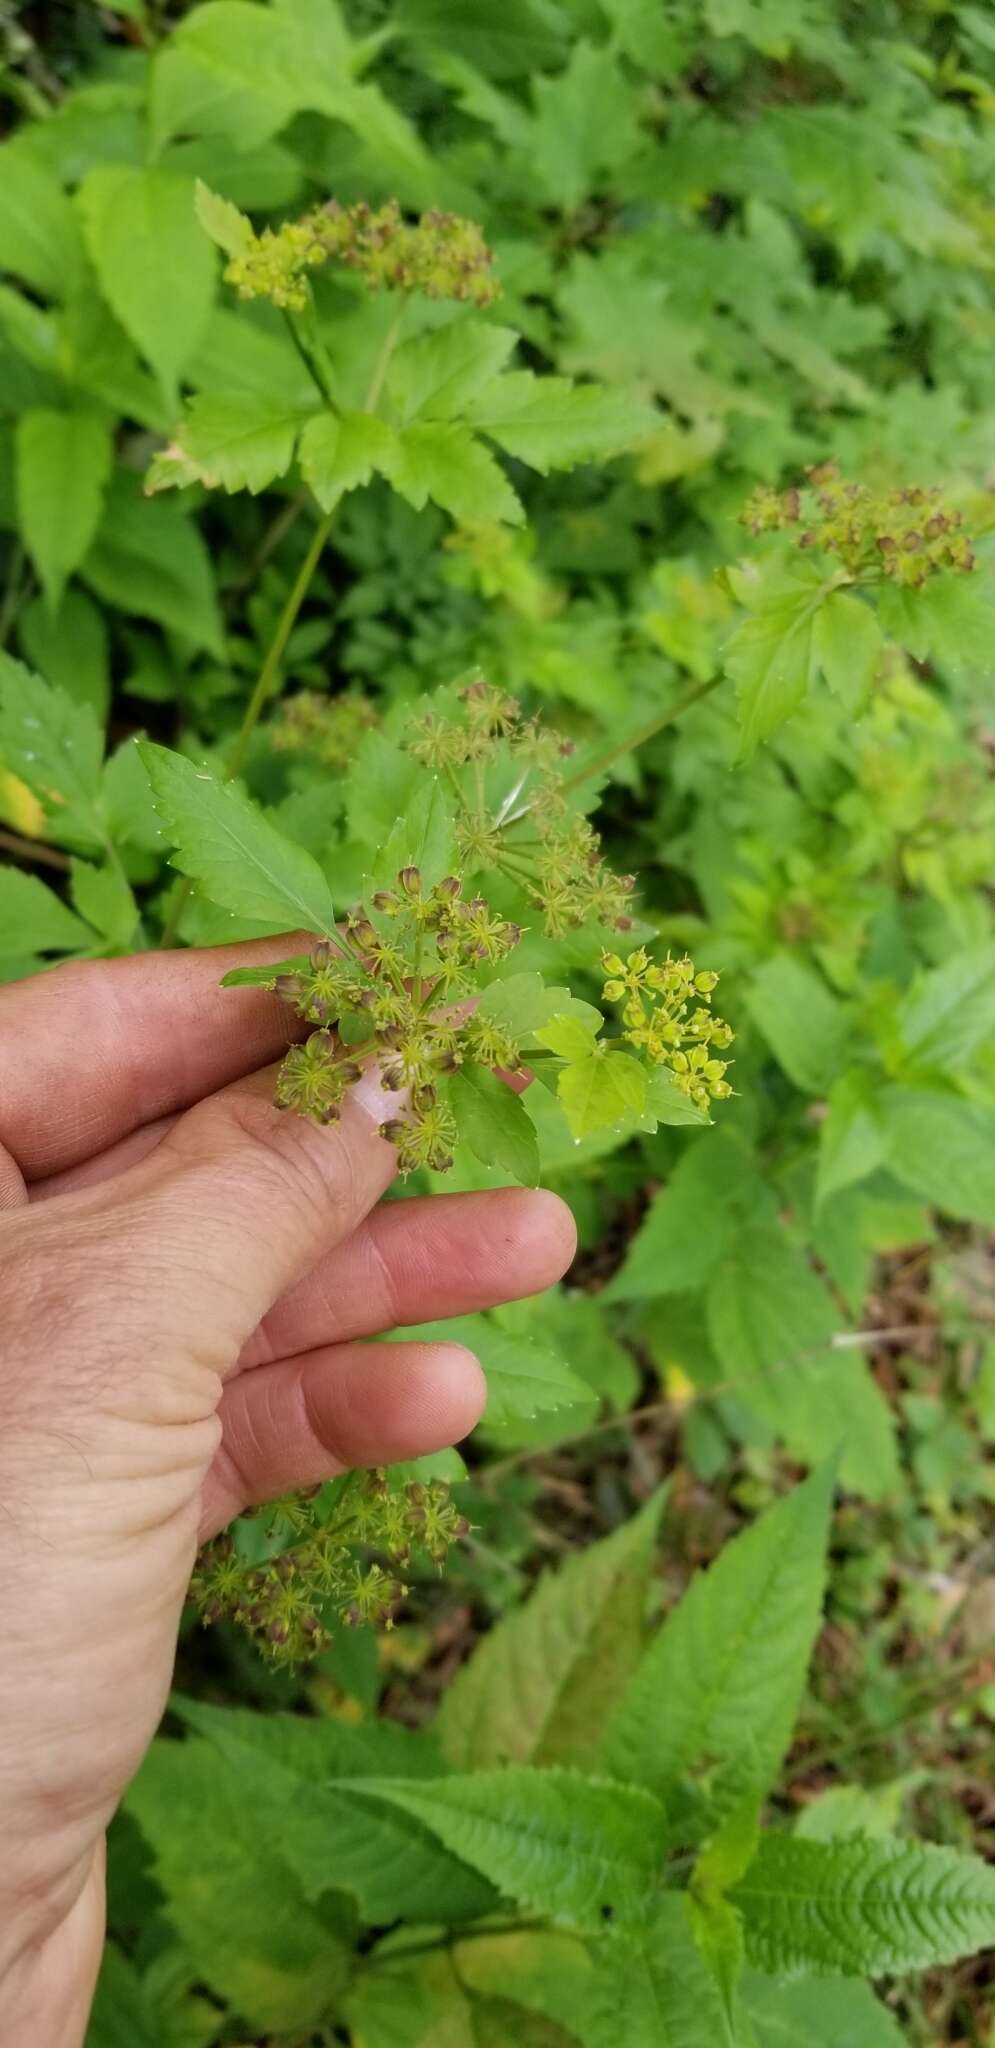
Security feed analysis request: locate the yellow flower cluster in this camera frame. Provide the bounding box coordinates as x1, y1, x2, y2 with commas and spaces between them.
601, 948, 734, 1111
225, 197, 498, 311
743, 464, 976, 589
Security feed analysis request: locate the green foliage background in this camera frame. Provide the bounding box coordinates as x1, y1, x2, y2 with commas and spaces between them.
1, 0, 995, 2042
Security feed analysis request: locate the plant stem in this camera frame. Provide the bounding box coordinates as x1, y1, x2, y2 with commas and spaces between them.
158, 510, 334, 949
223, 492, 307, 607
364, 295, 411, 413
559, 671, 725, 797
227, 513, 335, 782
0, 825, 71, 872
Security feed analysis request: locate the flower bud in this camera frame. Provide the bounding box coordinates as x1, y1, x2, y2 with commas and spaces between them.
398, 866, 423, 896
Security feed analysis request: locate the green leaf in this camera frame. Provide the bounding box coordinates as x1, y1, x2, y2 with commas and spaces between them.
193, 176, 253, 257
477, 972, 602, 1043
730, 1831, 995, 1976
559, 1049, 648, 1138
725, 572, 824, 751
706, 1226, 900, 1496
602, 1467, 834, 1817
78, 166, 216, 394
644, 1065, 712, 1128
140, 741, 338, 933
437, 1491, 665, 1770
454, 1930, 599, 2047
534, 1012, 599, 1060
687, 1892, 744, 2041
815, 1071, 887, 1209
811, 589, 882, 712
395, 0, 566, 79
170, 1700, 500, 1924
0, 865, 92, 960
15, 408, 113, 610
895, 940, 995, 1073
337, 1767, 666, 1929
449, 1064, 540, 1187
0, 650, 105, 851
588, 1894, 735, 2047
19, 589, 110, 725
374, 774, 456, 889
0, 139, 86, 298
127, 1737, 354, 2032
878, 1087, 995, 1228
396, 1314, 592, 1433
392, 422, 525, 527
605, 1135, 774, 1303
465, 370, 657, 472
299, 409, 401, 512
69, 858, 139, 946
177, 390, 306, 495
151, 1, 307, 151
746, 953, 851, 1095
744, 1974, 905, 2048
387, 320, 518, 425
82, 470, 223, 657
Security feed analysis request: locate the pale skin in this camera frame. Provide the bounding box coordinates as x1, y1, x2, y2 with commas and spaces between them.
0, 938, 576, 2046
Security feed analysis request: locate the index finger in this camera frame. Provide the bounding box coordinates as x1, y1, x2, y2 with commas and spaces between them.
0, 934, 307, 1180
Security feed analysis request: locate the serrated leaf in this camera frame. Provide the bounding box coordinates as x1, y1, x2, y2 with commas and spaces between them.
478, 972, 602, 1042
374, 774, 455, 889
395, 1314, 592, 1432
449, 1063, 540, 1187
878, 1087, 995, 1228
731, 1831, 995, 1975
603, 1467, 834, 1816
558, 1049, 648, 1139
170, 1700, 499, 1924
588, 1894, 734, 2047
706, 1226, 899, 1496
896, 940, 995, 1073
437, 1491, 666, 1770
127, 1737, 353, 2032
392, 421, 525, 527
15, 408, 113, 610
465, 370, 657, 472
743, 1973, 904, 2046
605, 1135, 775, 1303
746, 953, 851, 1095
337, 1767, 666, 1929
141, 741, 337, 932
387, 320, 518, 426
299, 409, 400, 512
0, 865, 92, 959
83, 470, 223, 657
0, 650, 105, 851
193, 176, 253, 257
78, 166, 216, 395
177, 389, 306, 494
811, 589, 882, 711
815, 1071, 887, 1209
725, 577, 824, 751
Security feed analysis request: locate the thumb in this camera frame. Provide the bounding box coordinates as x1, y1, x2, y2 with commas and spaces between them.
68, 1062, 403, 1395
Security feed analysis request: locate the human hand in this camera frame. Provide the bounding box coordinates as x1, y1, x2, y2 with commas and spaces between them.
0, 940, 575, 2046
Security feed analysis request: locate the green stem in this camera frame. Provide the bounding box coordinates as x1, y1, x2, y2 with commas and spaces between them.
226, 513, 335, 782
558, 672, 725, 797
0, 825, 70, 873
158, 510, 334, 949
283, 308, 337, 408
